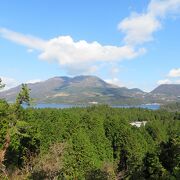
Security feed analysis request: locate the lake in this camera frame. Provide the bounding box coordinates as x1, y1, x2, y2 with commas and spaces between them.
28, 103, 160, 110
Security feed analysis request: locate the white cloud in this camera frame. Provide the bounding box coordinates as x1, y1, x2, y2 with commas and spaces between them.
39, 36, 144, 65
27, 48, 34, 53
0, 76, 19, 91
105, 78, 125, 87
157, 79, 172, 85
157, 78, 180, 85
157, 68, 180, 85
148, 0, 180, 17
118, 0, 180, 45
26, 79, 42, 84
168, 68, 180, 77
118, 13, 161, 45
0, 28, 46, 49
0, 0, 180, 77
0, 28, 145, 74
0, 77, 44, 91
0, 28, 144, 64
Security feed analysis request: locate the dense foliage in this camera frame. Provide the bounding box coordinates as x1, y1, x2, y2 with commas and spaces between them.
161, 101, 180, 112
0, 85, 179, 179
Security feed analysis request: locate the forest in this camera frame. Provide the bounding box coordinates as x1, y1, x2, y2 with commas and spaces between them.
161, 102, 180, 112
0, 83, 180, 180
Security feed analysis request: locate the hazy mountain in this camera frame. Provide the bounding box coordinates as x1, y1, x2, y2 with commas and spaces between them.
0, 75, 145, 105
151, 84, 180, 97
143, 84, 180, 103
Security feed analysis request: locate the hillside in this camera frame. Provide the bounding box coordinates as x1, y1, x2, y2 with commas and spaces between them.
1, 76, 180, 105
151, 84, 180, 96
0, 75, 145, 105
145, 84, 180, 103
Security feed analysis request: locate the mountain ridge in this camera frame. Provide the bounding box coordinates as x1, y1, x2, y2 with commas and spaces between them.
0, 75, 145, 105
0, 76, 179, 105
151, 84, 180, 96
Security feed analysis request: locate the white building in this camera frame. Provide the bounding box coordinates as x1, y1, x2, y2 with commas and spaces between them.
130, 121, 147, 128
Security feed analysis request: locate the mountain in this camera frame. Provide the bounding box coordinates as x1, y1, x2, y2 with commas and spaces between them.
1, 76, 180, 105
151, 84, 180, 96
0, 75, 145, 105
144, 84, 180, 103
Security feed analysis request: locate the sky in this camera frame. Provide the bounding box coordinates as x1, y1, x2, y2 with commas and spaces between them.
0, 0, 180, 92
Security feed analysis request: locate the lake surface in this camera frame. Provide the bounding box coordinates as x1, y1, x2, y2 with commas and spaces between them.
112, 104, 160, 110
29, 103, 160, 110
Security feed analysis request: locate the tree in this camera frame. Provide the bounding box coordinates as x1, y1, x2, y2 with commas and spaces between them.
160, 136, 180, 176
0, 84, 32, 177
0, 79, 8, 177
143, 152, 167, 179
16, 84, 31, 106
13, 84, 31, 121
0, 78, 5, 89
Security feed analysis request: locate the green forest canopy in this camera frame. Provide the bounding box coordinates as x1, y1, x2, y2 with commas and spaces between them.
0, 84, 179, 179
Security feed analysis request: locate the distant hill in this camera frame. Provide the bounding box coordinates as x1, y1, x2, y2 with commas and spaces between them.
1, 76, 179, 105
0, 75, 145, 105
151, 84, 180, 97
143, 84, 180, 104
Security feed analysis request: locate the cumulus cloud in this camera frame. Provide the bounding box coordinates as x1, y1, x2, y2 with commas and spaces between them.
148, 0, 180, 17
0, 76, 19, 90
118, 0, 180, 45
168, 68, 180, 77
0, 28, 146, 74
157, 68, 180, 85
118, 13, 161, 45
0, 0, 180, 77
39, 36, 144, 65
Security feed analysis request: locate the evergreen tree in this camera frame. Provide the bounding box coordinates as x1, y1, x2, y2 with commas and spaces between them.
16, 84, 31, 106
160, 136, 180, 177
0, 78, 5, 89
143, 152, 167, 179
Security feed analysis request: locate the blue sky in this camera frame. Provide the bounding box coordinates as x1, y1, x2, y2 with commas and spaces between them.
0, 0, 180, 92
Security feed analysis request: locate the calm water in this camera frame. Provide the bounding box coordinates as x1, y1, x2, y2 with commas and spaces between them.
28, 103, 160, 110
112, 104, 160, 110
